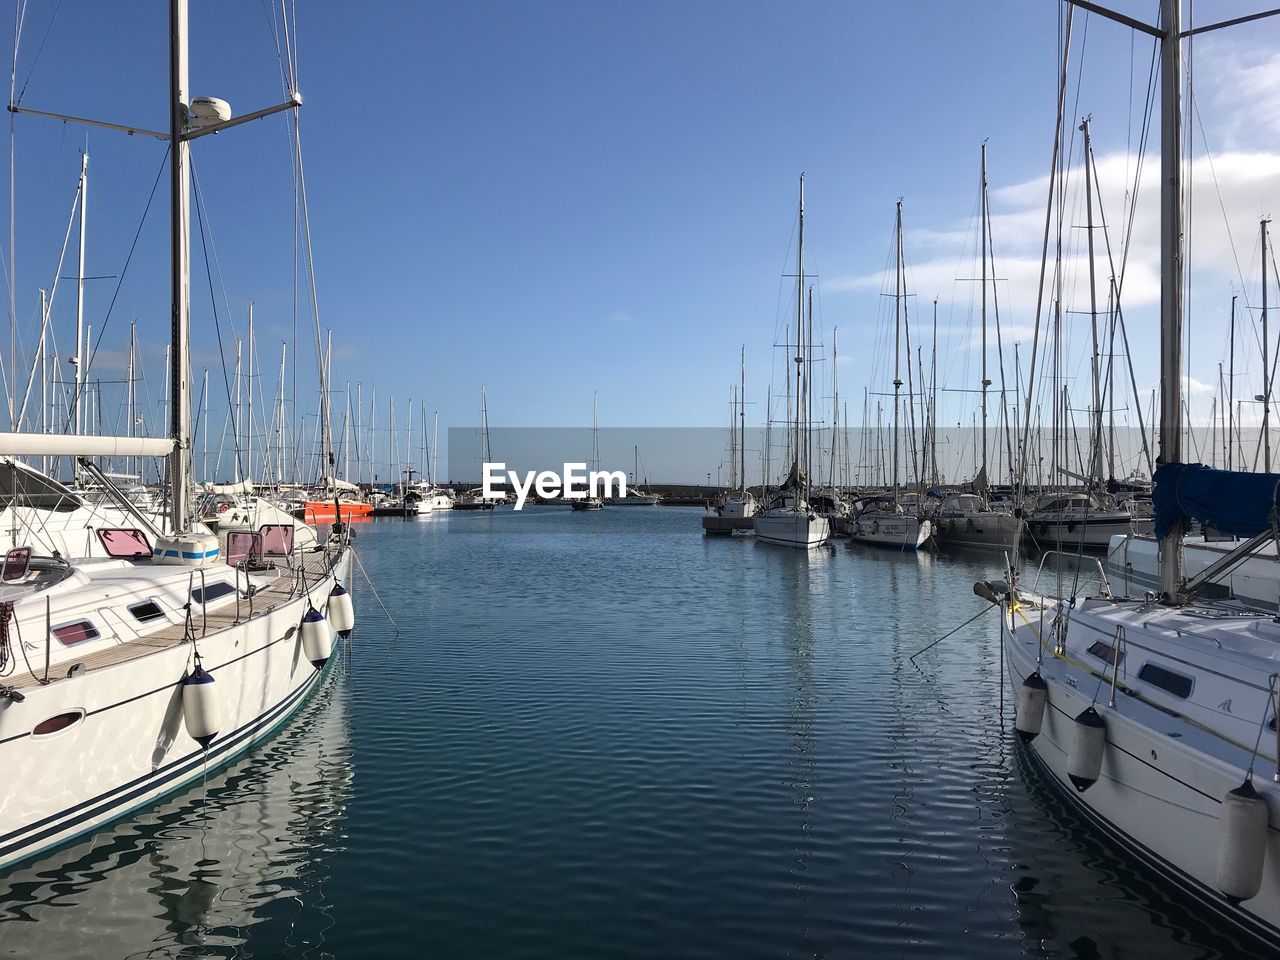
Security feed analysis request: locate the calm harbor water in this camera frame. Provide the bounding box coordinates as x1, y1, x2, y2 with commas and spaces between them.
0, 506, 1263, 958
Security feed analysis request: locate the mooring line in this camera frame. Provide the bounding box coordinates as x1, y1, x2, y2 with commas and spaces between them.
907, 604, 998, 668
352, 548, 400, 636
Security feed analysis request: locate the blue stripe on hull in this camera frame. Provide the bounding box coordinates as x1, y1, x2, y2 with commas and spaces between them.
0, 657, 332, 871
1018, 719, 1280, 949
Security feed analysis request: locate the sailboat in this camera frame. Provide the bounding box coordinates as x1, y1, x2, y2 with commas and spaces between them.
453, 386, 499, 509
933, 144, 1025, 552
0, 0, 355, 871
996, 0, 1280, 944
614, 446, 660, 505
720, 346, 758, 519
571, 392, 604, 511
849, 201, 931, 550
752, 176, 830, 549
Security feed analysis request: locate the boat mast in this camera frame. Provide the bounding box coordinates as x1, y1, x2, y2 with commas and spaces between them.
795, 175, 804, 489
893, 199, 903, 498
931, 297, 939, 485
1081, 117, 1105, 486
1157, 0, 1183, 597
247, 302, 255, 483
1228, 293, 1236, 470
168, 0, 192, 532
980, 144, 989, 484
72, 153, 88, 435
431, 410, 439, 485
278, 343, 287, 487
591, 390, 599, 473
1262, 217, 1271, 472
126, 320, 136, 478
739, 344, 747, 494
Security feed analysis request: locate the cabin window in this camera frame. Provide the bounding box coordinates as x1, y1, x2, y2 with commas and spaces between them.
1086, 640, 1124, 668
1138, 662, 1193, 699
258, 524, 294, 557
190, 581, 236, 605
96, 528, 153, 559
128, 600, 165, 623
53, 620, 100, 646
32, 710, 84, 736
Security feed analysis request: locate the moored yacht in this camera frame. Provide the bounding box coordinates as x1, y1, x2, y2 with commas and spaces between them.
751, 175, 830, 550
0, 0, 356, 872
1024, 490, 1149, 551
997, 2, 1280, 945
849, 495, 932, 550
932, 491, 1024, 551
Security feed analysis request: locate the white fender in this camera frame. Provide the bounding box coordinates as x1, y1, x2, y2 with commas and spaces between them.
1218, 779, 1270, 904
300, 608, 333, 669
182, 665, 220, 748
1014, 672, 1048, 743
1067, 706, 1106, 792
328, 583, 355, 637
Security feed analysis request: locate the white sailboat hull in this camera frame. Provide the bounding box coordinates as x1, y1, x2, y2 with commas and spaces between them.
0, 551, 351, 871
614, 494, 659, 505
933, 512, 1024, 550
752, 511, 830, 548
1025, 513, 1150, 550
1005, 613, 1280, 943
850, 515, 932, 550
1107, 533, 1280, 610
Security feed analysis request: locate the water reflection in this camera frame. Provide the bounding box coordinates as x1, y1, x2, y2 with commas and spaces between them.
0, 660, 353, 960
1005, 745, 1253, 959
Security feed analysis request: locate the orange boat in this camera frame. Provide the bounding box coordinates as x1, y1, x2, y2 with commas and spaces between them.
304, 499, 373, 522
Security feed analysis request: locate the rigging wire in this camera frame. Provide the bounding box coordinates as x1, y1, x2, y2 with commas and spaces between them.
191, 163, 246, 482
79, 145, 171, 397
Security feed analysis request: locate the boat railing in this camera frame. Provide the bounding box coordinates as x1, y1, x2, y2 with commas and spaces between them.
1031, 550, 1112, 599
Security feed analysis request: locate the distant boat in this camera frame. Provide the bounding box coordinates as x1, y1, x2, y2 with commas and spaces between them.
304, 477, 372, 522
452, 487, 497, 511
614, 446, 660, 505
848, 200, 929, 551
927, 145, 1023, 552
719, 347, 756, 519
572, 392, 604, 511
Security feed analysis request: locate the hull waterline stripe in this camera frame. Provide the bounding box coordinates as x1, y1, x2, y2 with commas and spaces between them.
1019, 741, 1280, 945
0, 667, 322, 861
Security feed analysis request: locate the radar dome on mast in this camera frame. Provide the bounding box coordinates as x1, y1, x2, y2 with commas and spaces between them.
188, 97, 231, 130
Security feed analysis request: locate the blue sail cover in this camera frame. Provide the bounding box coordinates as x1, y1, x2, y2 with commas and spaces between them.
1153, 462, 1280, 539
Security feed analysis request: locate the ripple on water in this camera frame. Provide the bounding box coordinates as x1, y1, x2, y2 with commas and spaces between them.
1, 508, 1266, 958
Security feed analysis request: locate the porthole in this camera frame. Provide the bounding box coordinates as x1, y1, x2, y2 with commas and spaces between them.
32, 709, 85, 737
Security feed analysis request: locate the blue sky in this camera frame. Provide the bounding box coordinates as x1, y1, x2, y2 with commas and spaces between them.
4, 1, 1280, 481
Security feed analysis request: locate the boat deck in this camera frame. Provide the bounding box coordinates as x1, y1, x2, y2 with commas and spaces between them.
8, 548, 336, 691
